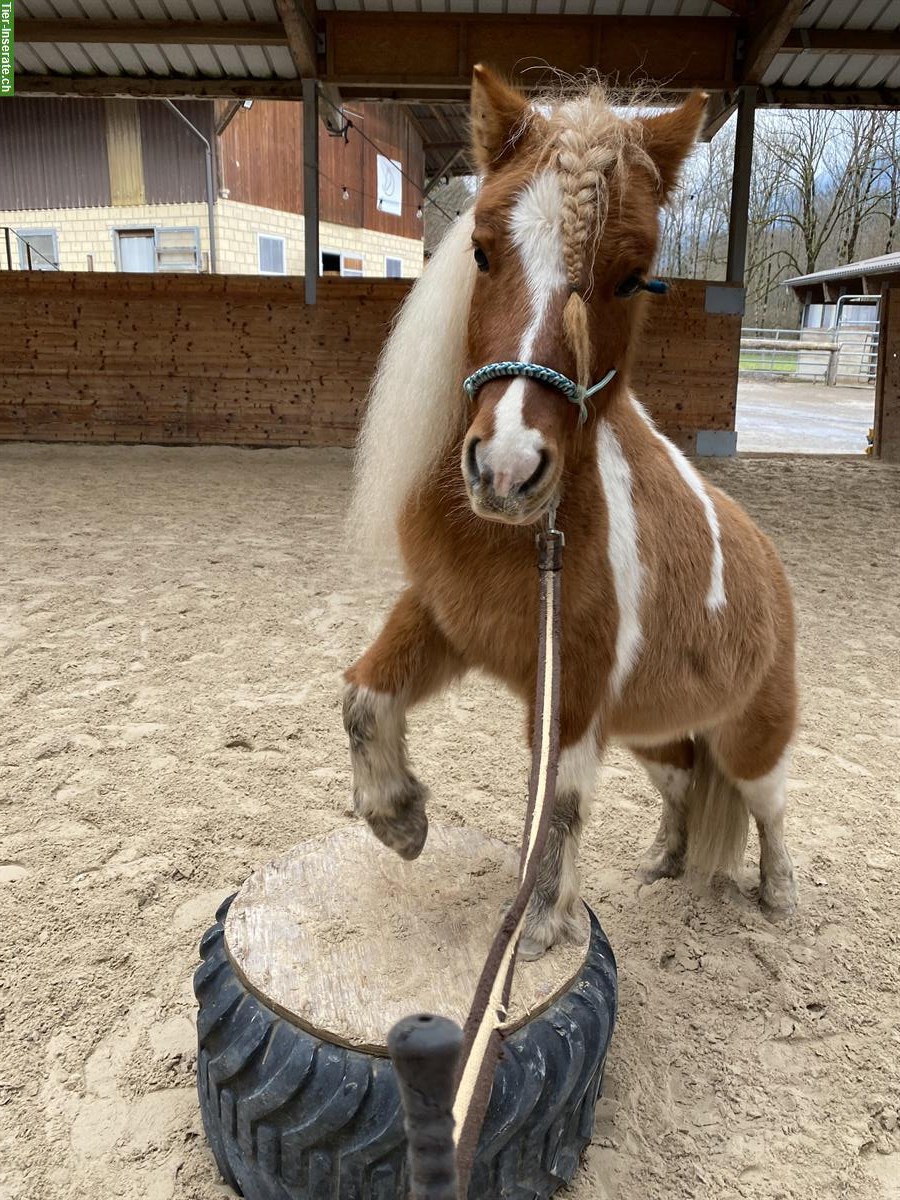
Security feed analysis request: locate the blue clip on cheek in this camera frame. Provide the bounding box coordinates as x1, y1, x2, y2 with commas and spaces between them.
643, 278, 669, 295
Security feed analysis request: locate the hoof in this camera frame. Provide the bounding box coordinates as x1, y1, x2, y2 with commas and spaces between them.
636, 845, 685, 884
362, 779, 429, 861
759, 874, 798, 921
517, 934, 550, 962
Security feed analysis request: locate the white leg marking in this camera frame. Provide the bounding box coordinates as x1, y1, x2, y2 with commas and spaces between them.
641, 761, 691, 807
598, 420, 644, 698
481, 171, 566, 489
735, 752, 789, 821
558, 722, 601, 810
732, 750, 797, 918
631, 396, 726, 612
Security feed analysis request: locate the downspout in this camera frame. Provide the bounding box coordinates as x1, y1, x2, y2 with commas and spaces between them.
162, 99, 218, 273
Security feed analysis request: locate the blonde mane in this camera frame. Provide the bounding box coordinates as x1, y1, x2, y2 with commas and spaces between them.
350, 210, 476, 559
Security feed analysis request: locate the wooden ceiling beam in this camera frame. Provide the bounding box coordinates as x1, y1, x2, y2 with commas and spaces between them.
272, 0, 318, 78
701, 90, 738, 140
740, 0, 807, 83
13, 74, 306, 100
781, 29, 900, 56
760, 86, 900, 109
17, 19, 287, 46
708, 0, 749, 15
322, 14, 737, 92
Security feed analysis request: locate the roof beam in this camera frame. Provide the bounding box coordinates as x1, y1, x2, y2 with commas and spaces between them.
740, 0, 807, 83
781, 29, 900, 56
17, 19, 287, 46
272, 0, 318, 78
322, 14, 737, 93
708, 0, 749, 14
760, 85, 900, 109
701, 90, 738, 141
14, 74, 306, 100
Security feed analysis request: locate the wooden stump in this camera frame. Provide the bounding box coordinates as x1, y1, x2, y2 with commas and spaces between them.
224, 823, 591, 1055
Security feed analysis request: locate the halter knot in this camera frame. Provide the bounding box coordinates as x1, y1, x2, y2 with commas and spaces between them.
462, 362, 617, 426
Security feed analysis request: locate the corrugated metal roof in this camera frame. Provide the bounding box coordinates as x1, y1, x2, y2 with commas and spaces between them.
762, 0, 900, 90
784, 252, 900, 288
10, 0, 900, 139
16, 0, 295, 81
317, 1, 733, 11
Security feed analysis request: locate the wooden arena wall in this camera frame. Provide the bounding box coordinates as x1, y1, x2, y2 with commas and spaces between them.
1, 274, 742, 452
874, 284, 900, 464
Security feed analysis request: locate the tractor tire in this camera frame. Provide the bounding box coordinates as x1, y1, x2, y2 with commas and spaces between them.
195, 894, 617, 1200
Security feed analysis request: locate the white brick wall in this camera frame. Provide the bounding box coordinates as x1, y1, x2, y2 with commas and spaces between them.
1, 200, 424, 279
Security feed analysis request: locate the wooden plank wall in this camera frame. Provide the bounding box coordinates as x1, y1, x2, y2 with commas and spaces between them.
0, 274, 740, 449
217, 101, 426, 242
874, 284, 899, 463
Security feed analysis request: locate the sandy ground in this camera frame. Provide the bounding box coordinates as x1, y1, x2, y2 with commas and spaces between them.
736, 380, 875, 455
1, 445, 898, 1200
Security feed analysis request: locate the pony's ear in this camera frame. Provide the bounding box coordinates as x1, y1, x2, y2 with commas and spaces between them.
470, 64, 530, 170
639, 91, 709, 200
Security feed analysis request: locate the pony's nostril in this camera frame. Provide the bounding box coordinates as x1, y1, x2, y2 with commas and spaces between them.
466, 438, 481, 483
519, 450, 551, 496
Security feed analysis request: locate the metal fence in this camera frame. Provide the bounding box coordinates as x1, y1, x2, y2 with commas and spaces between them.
739, 324, 879, 386
3, 227, 61, 271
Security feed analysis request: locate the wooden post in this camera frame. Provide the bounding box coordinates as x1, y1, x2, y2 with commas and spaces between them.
874, 284, 900, 462
726, 86, 757, 285
303, 78, 320, 306
826, 346, 840, 387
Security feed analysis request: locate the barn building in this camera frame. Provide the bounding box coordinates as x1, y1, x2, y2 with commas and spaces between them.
1, 99, 426, 278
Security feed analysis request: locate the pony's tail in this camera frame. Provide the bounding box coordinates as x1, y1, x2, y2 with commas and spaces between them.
684, 736, 749, 880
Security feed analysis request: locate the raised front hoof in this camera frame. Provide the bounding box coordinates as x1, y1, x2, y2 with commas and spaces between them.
759, 874, 799, 922
363, 791, 429, 861
636, 846, 685, 885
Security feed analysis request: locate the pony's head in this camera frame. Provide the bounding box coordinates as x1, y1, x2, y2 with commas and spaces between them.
461, 66, 707, 525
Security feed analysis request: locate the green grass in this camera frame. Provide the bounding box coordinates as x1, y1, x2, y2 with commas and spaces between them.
739, 354, 799, 374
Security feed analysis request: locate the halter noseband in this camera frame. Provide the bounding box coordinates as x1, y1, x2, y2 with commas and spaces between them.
462, 362, 617, 426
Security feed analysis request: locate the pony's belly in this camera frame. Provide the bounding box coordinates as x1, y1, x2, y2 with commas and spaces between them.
605, 686, 744, 746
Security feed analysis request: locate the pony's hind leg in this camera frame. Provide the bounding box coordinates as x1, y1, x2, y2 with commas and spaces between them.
343, 589, 463, 860
711, 677, 799, 919
519, 725, 600, 961
738, 760, 797, 918
632, 739, 695, 884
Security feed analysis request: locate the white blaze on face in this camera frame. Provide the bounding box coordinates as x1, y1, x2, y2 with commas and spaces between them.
478, 170, 566, 497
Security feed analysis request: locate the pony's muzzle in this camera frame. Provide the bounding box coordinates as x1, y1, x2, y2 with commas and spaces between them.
462, 435, 555, 521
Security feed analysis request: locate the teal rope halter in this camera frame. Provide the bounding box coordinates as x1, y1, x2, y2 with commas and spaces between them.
462, 362, 617, 426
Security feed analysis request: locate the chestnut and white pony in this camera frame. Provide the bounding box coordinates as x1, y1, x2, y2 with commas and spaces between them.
344, 67, 798, 959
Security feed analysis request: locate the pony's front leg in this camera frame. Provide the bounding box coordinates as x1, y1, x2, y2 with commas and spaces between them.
520, 720, 602, 961
343, 589, 463, 860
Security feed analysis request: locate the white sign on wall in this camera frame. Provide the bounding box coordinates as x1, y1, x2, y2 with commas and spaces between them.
376, 154, 403, 217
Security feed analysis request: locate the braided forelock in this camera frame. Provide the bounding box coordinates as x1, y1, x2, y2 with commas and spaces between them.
543, 88, 657, 388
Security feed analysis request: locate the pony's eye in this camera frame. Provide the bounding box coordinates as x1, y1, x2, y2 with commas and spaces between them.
473, 246, 490, 273
615, 273, 644, 297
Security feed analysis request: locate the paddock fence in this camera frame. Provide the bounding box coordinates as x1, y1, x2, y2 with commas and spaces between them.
739, 324, 880, 387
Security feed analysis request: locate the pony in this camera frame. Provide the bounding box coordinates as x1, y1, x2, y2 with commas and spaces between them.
343, 66, 798, 959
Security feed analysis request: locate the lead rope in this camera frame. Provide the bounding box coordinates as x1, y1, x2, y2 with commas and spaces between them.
389, 511, 565, 1200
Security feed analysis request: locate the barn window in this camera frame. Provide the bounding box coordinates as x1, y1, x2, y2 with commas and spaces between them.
17, 229, 59, 270
341, 255, 364, 277
385, 256, 403, 278
156, 228, 201, 272
258, 234, 286, 275
115, 227, 201, 273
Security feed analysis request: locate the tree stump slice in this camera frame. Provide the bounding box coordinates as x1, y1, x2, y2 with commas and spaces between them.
224, 822, 590, 1055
